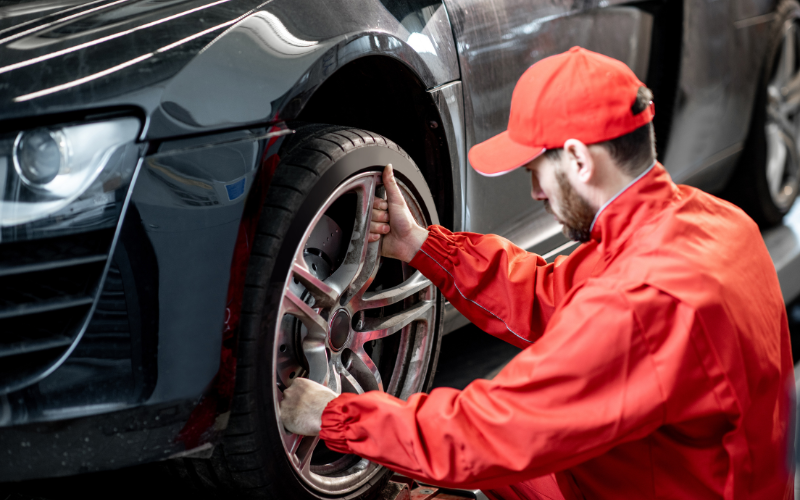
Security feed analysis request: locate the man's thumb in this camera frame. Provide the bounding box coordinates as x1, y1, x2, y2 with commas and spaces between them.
383, 164, 405, 205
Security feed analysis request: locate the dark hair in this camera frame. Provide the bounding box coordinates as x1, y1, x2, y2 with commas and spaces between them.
544, 87, 656, 176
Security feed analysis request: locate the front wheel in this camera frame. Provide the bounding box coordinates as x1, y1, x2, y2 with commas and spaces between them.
176, 126, 443, 499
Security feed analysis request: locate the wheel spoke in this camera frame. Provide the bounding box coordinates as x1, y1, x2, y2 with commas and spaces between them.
283, 288, 327, 336
341, 185, 387, 305
766, 123, 789, 195
769, 112, 799, 160
777, 27, 800, 116
292, 257, 338, 308
296, 435, 320, 474
348, 347, 383, 392
302, 336, 329, 387
335, 357, 366, 394
327, 355, 342, 394
341, 238, 381, 307
286, 431, 303, 455
355, 300, 433, 344
325, 175, 379, 305
768, 106, 800, 146
778, 23, 797, 87
283, 289, 330, 386
779, 94, 800, 116
355, 271, 432, 310
781, 69, 800, 102
788, 23, 797, 79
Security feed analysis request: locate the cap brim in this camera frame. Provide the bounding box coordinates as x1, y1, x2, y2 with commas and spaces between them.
468, 131, 546, 177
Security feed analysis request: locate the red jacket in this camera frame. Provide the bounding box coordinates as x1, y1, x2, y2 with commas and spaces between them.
320, 163, 795, 499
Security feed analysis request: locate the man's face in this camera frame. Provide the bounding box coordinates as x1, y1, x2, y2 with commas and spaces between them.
525, 154, 596, 242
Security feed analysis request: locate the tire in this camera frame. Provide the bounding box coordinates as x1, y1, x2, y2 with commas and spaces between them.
172, 125, 444, 499
726, 0, 800, 227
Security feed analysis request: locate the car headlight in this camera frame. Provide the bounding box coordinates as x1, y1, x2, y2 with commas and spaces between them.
0, 117, 141, 232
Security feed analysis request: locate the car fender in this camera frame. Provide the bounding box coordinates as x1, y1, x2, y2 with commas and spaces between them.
148, 0, 460, 139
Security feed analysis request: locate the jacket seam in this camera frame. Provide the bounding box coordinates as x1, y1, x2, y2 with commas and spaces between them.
418, 248, 533, 344
692, 309, 749, 491
621, 289, 669, 425
619, 288, 668, 499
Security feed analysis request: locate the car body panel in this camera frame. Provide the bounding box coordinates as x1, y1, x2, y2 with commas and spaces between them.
136, 134, 264, 403
667, 0, 775, 190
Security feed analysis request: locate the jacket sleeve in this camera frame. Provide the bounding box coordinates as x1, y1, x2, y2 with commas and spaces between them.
319, 285, 669, 490
409, 225, 593, 347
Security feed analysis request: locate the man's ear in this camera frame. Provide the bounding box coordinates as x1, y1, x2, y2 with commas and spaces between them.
563, 138, 594, 184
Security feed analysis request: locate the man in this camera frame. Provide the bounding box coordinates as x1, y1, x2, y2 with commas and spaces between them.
281, 47, 795, 499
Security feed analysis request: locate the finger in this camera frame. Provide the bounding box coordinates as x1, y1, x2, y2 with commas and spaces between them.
373, 198, 388, 210
382, 164, 406, 208
371, 208, 389, 222
368, 233, 381, 242
370, 221, 390, 234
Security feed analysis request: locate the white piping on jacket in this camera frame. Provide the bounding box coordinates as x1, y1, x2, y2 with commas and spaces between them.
419, 248, 533, 344
589, 160, 657, 233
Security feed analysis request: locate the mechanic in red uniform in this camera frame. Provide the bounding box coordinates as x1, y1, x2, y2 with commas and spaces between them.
280, 47, 796, 499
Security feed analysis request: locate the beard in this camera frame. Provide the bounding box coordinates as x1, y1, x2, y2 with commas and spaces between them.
543, 169, 596, 243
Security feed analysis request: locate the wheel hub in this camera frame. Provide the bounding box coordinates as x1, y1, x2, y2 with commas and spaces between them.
329, 310, 351, 350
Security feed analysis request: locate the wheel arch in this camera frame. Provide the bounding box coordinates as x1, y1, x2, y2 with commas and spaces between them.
294, 55, 457, 230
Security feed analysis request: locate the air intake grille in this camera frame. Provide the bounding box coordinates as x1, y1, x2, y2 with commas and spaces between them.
0, 229, 115, 394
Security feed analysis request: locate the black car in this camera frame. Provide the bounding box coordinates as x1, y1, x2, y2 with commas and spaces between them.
0, 0, 795, 498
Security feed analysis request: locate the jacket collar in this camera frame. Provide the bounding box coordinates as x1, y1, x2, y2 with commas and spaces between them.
589, 162, 678, 253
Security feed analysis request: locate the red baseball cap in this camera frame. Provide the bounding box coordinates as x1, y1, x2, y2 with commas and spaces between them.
469, 46, 655, 177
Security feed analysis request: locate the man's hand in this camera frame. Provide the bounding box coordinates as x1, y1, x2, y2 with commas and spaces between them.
369, 164, 429, 262
280, 378, 338, 436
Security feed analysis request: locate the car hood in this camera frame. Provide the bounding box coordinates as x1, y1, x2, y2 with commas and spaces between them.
0, 0, 456, 139
0, 0, 266, 131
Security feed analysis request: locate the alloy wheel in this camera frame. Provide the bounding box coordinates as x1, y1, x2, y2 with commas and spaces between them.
272, 171, 437, 495
766, 18, 800, 210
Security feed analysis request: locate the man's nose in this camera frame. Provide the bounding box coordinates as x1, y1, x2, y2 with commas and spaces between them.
530, 172, 547, 201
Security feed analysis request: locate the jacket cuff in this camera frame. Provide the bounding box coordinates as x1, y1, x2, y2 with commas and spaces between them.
409, 225, 456, 275
319, 393, 361, 454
